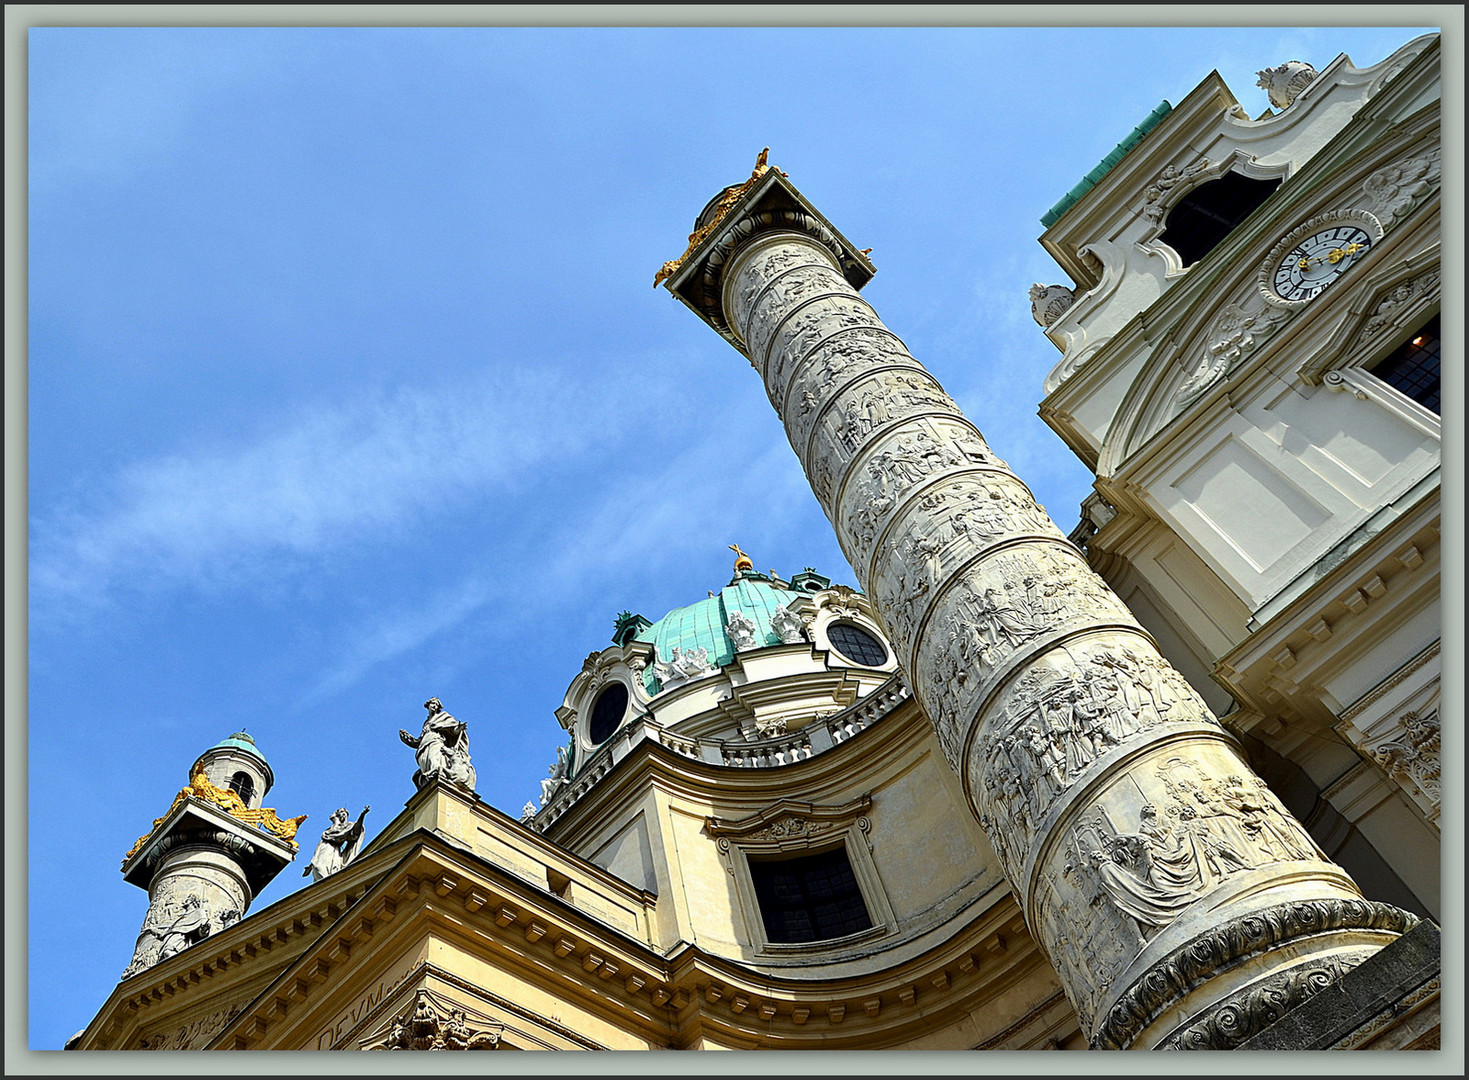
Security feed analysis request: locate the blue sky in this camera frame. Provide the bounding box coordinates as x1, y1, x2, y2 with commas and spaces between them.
22, 19, 1445, 1054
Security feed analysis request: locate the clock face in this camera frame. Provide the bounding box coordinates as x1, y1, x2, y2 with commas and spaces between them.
1270, 224, 1374, 303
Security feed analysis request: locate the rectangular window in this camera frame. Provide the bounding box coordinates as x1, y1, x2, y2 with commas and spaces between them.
747, 846, 873, 943
1370, 315, 1440, 414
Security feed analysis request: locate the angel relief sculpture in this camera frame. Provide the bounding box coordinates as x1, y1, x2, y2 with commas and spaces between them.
400, 697, 476, 793
650, 644, 714, 689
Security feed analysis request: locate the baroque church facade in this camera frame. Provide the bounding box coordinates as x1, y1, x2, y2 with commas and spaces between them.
70, 32, 1442, 1052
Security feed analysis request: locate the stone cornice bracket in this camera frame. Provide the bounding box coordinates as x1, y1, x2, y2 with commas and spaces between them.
660, 164, 876, 347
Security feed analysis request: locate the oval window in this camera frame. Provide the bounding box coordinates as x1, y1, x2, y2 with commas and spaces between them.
588, 682, 630, 744
826, 623, 888, 666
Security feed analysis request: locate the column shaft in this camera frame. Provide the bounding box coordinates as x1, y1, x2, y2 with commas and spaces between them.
695, 224, 1413, 1048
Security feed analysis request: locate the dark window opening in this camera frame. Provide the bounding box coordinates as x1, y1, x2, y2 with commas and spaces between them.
1160, 171, 1282, 267
749, 846, 873, 944
1369, 314, 1440, 414
827, 622, 888, 666
588, 682, 629, 744
227, 772, 255, 805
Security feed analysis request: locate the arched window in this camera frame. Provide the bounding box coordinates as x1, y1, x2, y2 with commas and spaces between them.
588, 683, 629, 745
227, 772, 255, 806
1161, 171, 1282, 267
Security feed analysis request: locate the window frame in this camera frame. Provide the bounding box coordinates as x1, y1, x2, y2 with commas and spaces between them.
705, 795, 896, 957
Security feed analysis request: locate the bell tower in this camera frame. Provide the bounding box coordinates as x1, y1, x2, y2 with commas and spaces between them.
118, 733, 306, 979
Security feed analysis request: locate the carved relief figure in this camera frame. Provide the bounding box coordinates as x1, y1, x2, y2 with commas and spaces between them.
367, 989, 502, 1050
651, 644, 715, 689
1363, 148, 1441, 224
400, 697, 476, 792
1176, 303, 1289, 405
122, 893, 233, 978
302, 805, 370, 883
1369, 709, 1441, 808
1142, 158, 1210, 222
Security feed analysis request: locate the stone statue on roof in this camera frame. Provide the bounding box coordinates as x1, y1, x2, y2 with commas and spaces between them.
770, 603, 806, 644
302, 805, 370, 883
540, 745, 569, 806
400, 697, 476, 793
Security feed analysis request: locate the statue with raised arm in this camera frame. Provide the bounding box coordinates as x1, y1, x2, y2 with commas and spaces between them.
302, 805, 371, 882
540, 745, 568, 806
400, 697, 477, 793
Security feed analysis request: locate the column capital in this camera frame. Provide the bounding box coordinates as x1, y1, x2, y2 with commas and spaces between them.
659, 160, 875, 351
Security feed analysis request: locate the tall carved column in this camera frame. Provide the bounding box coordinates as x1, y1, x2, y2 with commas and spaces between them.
659, 159, 1416, 1049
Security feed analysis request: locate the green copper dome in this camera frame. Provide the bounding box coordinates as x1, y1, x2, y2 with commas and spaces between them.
631, 570, 841, 696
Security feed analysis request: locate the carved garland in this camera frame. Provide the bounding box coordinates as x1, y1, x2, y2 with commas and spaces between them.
123, 765, 307, 862
363, 988, 503, 1050
1090, 897, 1417, 1049
707, 795, 873, 854
1158, 952, 1369, 1050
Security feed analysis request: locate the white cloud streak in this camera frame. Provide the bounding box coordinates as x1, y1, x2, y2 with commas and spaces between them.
29, 367, 608, 620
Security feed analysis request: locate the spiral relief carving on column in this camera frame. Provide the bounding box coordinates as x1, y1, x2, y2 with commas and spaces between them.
663, 167, 1416, 1048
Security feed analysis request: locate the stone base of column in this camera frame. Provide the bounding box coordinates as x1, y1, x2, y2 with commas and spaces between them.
1236, 919, 1441, 1051
1095, 898, 1424, 1049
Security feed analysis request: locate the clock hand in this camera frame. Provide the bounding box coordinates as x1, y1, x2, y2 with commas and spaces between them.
1296, 242, 1366, 271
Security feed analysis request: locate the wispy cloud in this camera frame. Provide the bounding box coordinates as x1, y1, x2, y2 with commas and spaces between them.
301, 412, 825, 698
29, 367, 611, 623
